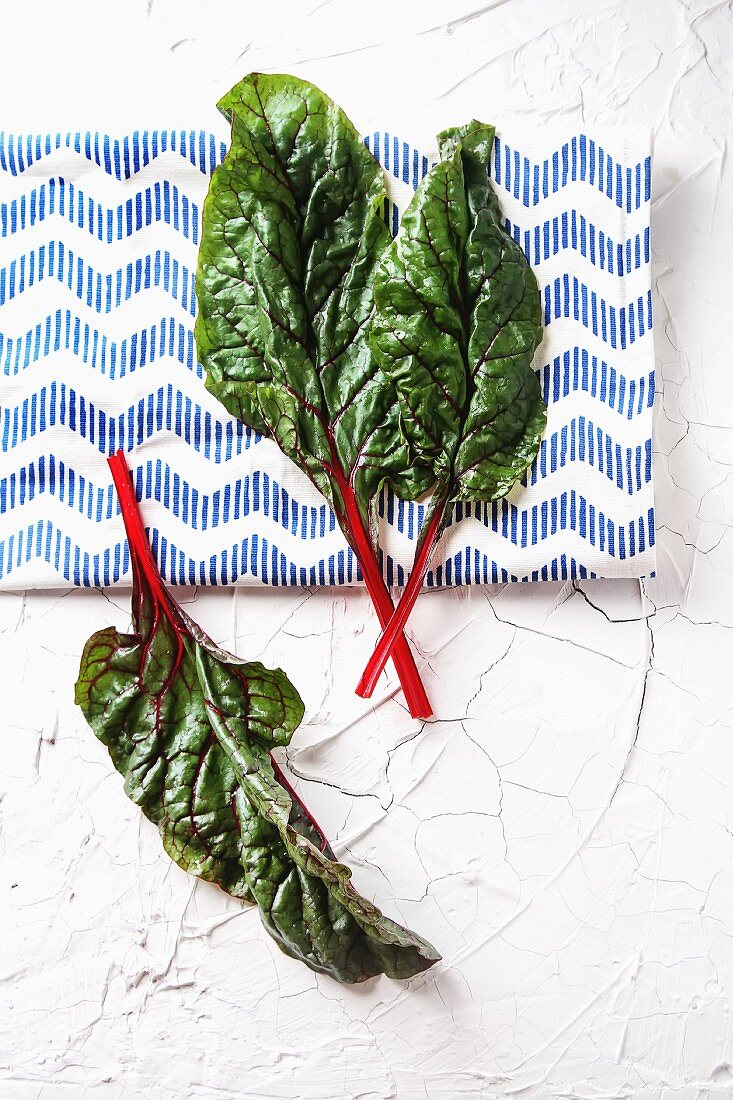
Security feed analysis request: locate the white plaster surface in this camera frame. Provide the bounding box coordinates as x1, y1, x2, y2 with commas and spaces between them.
1, 1, 732, 1097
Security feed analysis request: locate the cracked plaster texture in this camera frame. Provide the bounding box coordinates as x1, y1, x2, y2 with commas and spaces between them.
1, 0, 732, 1097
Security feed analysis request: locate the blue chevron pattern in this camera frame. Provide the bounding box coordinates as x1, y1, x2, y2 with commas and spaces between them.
0, 129, 655, 587
543, 275, 652, 348
1, 433, 651, 534
2, 381, 254, 456
492, 133, 652, 210
1, 178, 200, 244
0, 311, 198, 378
1, 458, 337, 533
365, 131, 652, 209
0, 130, 226, 178
0, 498, 654, 589
0, 243, 196, 315
507, 212, 650, 275
538, 349, 654, 420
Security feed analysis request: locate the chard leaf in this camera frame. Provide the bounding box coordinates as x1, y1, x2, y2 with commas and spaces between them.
75, 452, 440, 984
195, 72, 432, 538
357, 121, 546, 698
371, 119, 546, 503
195, 72, 434, 719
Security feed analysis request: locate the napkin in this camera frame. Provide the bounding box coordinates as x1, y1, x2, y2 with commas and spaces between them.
0, 126, 655, 588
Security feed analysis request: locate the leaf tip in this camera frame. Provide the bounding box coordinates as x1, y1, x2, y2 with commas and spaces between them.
437, 119, 495, 168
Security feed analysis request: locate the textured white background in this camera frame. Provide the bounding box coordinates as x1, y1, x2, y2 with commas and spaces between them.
2, 1, 732, 1097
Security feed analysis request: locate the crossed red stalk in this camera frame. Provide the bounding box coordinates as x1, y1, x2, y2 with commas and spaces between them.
268, 378, 433, 719
356, 496, 446, 701
328, 463, 433, 718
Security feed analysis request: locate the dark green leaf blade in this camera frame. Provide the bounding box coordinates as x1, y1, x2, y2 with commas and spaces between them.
371, 119, 545, 503
355, 121, 546, 698
75, 603, 439, 982
370, 155, 470, 488
196, 646, 440, 981
75, 621, 255, 901
195, 74, 436, 720
449, 124, 546, 500
75, 460, 439, 984
194, 71, 432, 534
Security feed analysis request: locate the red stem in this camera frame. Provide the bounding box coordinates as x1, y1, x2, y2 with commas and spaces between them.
333, 472, 432, 719
108, 449, 174, 617
272, 383, 431, 717
355, 497, 447, 700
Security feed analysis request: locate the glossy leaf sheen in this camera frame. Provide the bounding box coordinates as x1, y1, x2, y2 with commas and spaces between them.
74, 454, 439, 984
356, 122, 546, 698
371, 120, 546, 504
194, 72, 432, 539
194, 71, 433, 720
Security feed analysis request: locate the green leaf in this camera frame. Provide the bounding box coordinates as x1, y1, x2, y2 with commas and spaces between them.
355, 121, 546, 698
371, 119, 546, 503
195, 72, 435, 720
74, 454, 440, 983
195, 72, 432, 542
